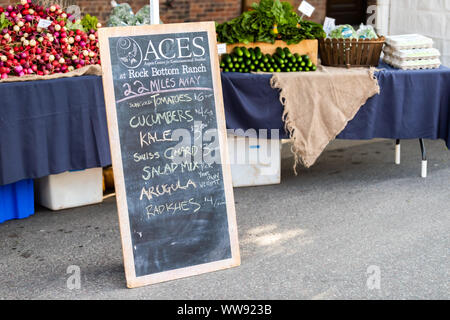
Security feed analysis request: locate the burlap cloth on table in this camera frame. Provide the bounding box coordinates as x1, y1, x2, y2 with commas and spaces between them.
0, 64, 103, 83
270, 65, 380, 173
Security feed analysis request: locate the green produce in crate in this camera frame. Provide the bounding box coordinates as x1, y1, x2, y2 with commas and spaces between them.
329, 25, 356, 39
220, 46, 316, 73
234, 47, 244, 57
242, 47, 251, 58
216, 0, 325, 44
276, 47, 286, 59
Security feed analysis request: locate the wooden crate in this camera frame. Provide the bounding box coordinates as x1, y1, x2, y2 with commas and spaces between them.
319, 37, 385, 68
225, 39, 318, 66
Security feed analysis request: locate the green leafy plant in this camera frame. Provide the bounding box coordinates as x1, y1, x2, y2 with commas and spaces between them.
66, 19, 84, 31
81, 14, 99, 31
216, 0, 325, 45
0, 13, 12, 30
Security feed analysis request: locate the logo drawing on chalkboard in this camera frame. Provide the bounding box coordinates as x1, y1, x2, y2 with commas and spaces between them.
116, 37, 143, 69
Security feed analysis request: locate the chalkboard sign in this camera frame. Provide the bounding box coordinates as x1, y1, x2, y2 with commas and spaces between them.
99, 23, 240, 288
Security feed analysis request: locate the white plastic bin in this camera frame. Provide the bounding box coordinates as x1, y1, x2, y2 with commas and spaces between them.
35, 168, 103, 211
227, 134, 281, 187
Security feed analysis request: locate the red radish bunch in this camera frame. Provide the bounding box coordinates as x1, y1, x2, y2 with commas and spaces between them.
0, 0, 101, 80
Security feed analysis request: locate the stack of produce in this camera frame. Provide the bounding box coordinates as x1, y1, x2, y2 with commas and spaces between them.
383, 34, 441, 70
216, 0, 325, 45
220, 46, 316, 73
319, 23, 384, 67
327, 24, 378, 40
0, 0, 101, 80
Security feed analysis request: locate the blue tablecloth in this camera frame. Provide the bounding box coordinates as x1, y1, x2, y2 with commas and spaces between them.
0, 76, 111, 186
1, 63, 449, 185
221, 62, 450, 147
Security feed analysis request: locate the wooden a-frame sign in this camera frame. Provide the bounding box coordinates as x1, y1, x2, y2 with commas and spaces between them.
98, 22, 240, 288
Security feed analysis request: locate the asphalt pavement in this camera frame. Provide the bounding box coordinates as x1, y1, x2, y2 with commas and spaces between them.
0, 139, 449, 300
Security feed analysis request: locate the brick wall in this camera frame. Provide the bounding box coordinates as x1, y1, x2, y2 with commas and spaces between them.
0, 0, 381, 28
388, 0, 450, 66
0, 0, 242, 24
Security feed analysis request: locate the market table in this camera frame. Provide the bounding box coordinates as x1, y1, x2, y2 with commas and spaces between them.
221, 62, 450, 148
1, 62, 449, 186
0, 75, 111, 186
222, 62, 450, 177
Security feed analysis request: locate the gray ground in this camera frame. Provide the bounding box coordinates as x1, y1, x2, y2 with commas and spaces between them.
0, 139, 449, 300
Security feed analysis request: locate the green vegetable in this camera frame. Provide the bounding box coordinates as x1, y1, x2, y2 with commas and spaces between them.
107, 3, 162, 27
66, 19, 85, 32
283, 47, 293, 58
216, 0, 325, 45
329, 25, 356, 39
0, 13, 11, 30
242, 47, 251, 58
356, 24, 378, 40
81, 14, 99, 31
223, 54, 232, 64
107, 3, 135, 27
274, 55, 283, 65
276, 47, 286, 59
234, 47, 243, 57
220, 45, 316, 73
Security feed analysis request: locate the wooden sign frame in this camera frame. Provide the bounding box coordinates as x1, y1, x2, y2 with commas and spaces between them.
98, 22, 240, 288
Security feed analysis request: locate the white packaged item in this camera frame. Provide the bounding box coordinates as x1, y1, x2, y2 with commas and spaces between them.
383, 54, 441, 70
385, 34, 433, 49
383, 46, 441, 61
356, 24, 378, 39
35, 168, 104, 210
227, 134, 281, 187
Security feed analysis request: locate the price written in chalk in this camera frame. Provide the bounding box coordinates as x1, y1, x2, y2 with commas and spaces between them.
298, 1, 315, 17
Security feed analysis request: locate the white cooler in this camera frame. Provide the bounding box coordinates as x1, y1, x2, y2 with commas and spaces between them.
35, 168, 103, 211
227, 134, 281, 187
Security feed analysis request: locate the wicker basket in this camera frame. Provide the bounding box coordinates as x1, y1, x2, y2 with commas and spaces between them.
319, 37, 385, 68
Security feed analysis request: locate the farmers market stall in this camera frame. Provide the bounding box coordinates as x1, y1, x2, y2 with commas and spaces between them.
0, 0, 105, 221
1, 0, 449, 223
0, 74, 111, 186
1, 61, 448, 185
215, 0, 449, 175
221, 61, 450, 149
